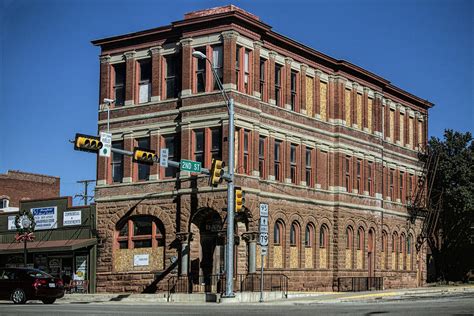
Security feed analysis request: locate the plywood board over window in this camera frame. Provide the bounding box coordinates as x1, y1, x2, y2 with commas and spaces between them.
409, 117, 414, 148
306, 76, 314, 117
320, 82, 327, 121
345, 89, 351, 127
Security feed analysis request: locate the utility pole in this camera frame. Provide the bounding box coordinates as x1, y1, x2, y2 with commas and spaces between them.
76, 179, 95, 205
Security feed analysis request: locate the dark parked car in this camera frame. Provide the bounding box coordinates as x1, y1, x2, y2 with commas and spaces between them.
0, 268, 64, 304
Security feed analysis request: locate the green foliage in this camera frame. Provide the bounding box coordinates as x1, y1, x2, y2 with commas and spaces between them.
428, 130, 474, 281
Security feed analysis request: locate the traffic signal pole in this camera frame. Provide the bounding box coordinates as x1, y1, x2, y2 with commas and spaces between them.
225, 97, 235, 298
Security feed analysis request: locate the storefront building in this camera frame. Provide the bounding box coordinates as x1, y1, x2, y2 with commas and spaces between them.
0, 197, 97, 292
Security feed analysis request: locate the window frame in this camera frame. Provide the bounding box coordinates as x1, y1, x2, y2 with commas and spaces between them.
290, 144, 297, 184
275, 64, 282, 106
305, 148, 312, 187
290, 70, 298, 111
116, 216, 165, 250
164, 54, 179, 99
112, 63, 126, 107
258, 136, 266, 179
111, 141, 124, 183
274, 140, 282, 181
136, 137, 151, 181
137, 59, 151, 104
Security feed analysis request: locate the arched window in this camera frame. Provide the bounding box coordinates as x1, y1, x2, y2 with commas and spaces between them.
382, 230, 388, 269
400, 233, 406, 270
274, 221, 283, 245
305, 224, 314, 247
319, 225, 327, 248
392, 232, 398, 270
357, 227, 365, 250
407, 234, 413, 270
346, 226, 353, 249
116, 216, 165, 249
290, 222, 298, 246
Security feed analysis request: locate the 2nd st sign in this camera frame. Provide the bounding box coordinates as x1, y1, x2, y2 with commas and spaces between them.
180, 159, 201, 172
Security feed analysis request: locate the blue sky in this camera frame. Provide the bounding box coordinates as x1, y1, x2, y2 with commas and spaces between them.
1, 0, 472, 204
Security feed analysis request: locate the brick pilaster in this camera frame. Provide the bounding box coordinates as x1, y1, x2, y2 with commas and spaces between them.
252, 125, 260, 177
150, 129, 160, 180
252, 41, 262, 97
315, 70, 321, 117
268, 51, 277, 105
149, 46, 162, 102
300, 64, 308, 114
395, 104, 401, 144
99, 55, 111, 104
123, 133, 134, 183
222, 31, 239, 89
351, 83, 358, 128
328, 76, 335, 121
363, 87, 369, 130
179, 38, 193, 97
124, 51, 136, 106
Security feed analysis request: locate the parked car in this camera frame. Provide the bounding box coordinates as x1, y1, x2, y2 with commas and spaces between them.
0, 268, 64, 304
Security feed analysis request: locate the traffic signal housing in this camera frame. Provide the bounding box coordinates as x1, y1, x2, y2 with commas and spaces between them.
235, 187, 245, 212
209, 159, 224, 187
74, 133, 103, 153
133, 147, 157, 165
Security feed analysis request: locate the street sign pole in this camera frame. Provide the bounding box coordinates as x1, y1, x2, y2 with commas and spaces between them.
259, 203, 269, 303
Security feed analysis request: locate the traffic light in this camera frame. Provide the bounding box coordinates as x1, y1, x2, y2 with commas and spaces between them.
133, 147, 157, 165
74, 133, 103, 153
235, 187, 245, 212
209, 159, 224, 186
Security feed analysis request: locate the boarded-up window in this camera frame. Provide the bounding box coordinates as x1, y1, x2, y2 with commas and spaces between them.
306, 76, 314, 117
418, 120, 423, 146
409, 117, 414, 148
367, 98, 373, 133
345, 89, 351, 127
400, 114, 404, 146
390, 110, 395, 142
357, 93, 362, 128
320, 81, 327, 121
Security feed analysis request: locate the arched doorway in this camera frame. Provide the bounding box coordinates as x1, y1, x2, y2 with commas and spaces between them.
188, 208, 224, 290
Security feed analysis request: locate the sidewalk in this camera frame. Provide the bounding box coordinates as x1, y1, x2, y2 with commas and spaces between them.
284, 284, 474, 304
57, 284, 474, 305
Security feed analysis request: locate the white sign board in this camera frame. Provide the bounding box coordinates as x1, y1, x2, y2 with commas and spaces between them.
259, 233, 269, 246
259, 203, 269, 217
134, 254, 150, 267
7, 216, 16, 230
259, 217, 268, 233
99, 132, 112, 157
32, 207, 57, 230
63, 210, 82, 226
261, 247, 268, 256
160, 148, 169, 167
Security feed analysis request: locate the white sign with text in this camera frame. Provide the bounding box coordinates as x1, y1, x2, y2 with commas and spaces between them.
63, 210, 82, 226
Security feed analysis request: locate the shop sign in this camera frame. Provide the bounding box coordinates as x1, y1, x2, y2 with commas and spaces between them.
7, 216, 16, 230
31, 207, 57, 230
134, 254, 149, 266
74, 255, 87, 281
63, 210, 82, 226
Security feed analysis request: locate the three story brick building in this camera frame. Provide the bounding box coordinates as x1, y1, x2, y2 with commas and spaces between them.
91, 5, 432, 293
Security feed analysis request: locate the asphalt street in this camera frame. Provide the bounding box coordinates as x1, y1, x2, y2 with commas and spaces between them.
0, 292, 473, 316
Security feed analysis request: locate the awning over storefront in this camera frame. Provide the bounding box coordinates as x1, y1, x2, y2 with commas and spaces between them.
0, 238, 97, 254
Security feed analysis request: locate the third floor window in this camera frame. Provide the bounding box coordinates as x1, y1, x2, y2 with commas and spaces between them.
113, 63, 125, 106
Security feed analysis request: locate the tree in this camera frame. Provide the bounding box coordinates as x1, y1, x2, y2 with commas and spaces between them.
428, 130, 474, 281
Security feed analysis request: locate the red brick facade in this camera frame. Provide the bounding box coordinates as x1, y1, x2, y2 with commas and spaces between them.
91, 5, 432, 293
0, 170, 60, 209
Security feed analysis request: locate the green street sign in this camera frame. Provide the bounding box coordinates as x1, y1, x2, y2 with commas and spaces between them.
180, 159, 202, 172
